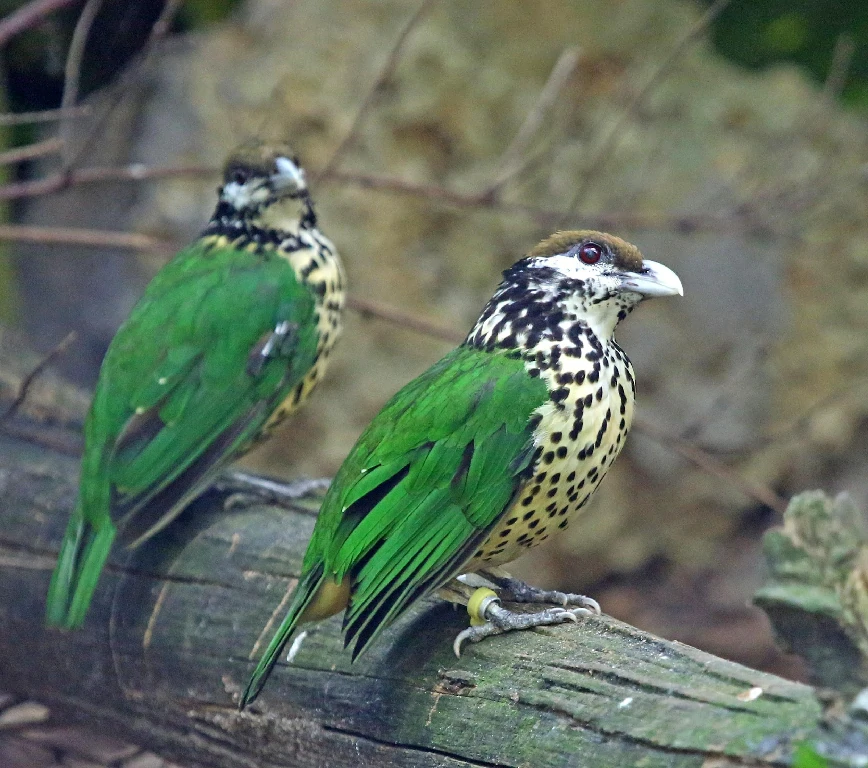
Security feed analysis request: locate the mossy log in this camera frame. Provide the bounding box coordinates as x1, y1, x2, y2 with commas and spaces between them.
1, 425, 867, 768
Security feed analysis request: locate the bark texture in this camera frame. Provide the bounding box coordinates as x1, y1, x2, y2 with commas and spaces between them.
1, 426, 866, 767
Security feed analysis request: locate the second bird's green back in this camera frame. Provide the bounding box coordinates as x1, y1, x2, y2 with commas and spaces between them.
88, 240, 319, 536
46, 142, 345, 629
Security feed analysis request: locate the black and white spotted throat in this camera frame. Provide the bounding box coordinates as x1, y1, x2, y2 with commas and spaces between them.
465, 230, 683, 568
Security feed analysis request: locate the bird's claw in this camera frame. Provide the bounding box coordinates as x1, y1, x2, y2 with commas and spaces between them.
217, 472, 331, 509
453, 594, 593, 658
479, 573, 601, 614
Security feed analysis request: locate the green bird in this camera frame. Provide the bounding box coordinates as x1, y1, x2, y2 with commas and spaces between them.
45, 141, 345, 629
241, 229, 682, 708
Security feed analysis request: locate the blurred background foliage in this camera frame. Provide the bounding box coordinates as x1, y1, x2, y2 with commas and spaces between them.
1, 1, 866, 140
706, 0, 868, 109
1, 0, 868, 688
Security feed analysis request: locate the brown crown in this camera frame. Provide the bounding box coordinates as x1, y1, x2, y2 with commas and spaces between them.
528, 230, 644, 272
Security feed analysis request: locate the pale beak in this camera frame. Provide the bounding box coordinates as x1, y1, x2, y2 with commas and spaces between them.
273, 156, 307, 192
620, 259, 683, 298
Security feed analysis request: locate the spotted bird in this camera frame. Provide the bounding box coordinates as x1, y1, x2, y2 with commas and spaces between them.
45, 141, 345, 629
241, 230, 681, 707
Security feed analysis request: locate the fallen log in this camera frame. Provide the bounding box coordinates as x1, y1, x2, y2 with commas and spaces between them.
1, 424, 866, 768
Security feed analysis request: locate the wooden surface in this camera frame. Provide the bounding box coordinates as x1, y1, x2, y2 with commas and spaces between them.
1, 426, 867, 768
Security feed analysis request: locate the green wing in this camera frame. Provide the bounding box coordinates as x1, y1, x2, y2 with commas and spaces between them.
321, 345, 547, 657
47, 240, 319, 628
98, 240, 319, 538
243, 344, 547, 706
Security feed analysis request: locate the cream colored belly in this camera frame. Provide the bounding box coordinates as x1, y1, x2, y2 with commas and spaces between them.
260, 355, 329, 435
464, 368, 634, 571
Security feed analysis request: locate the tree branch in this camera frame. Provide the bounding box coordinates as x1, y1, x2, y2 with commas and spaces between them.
0, 331, 77, 424
0, 0, 78, 48
2, 426, 866, 767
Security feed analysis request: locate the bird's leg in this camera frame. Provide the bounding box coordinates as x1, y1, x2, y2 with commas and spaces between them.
215, 470, 331, 509
442, 575, 600, 658
476, 566, 601, 614
452, 587, 594, 657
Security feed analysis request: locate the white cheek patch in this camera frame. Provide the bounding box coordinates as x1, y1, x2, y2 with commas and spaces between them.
221, 180, 270, 209
531, 253, 599, 282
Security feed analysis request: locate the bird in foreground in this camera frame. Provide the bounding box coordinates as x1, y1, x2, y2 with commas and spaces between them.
241, 229, 682, 708
45, 141, 345, 629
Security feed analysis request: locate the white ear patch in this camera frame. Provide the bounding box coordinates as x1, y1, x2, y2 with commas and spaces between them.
221, 180, 255, 209
274, 156, 306, 190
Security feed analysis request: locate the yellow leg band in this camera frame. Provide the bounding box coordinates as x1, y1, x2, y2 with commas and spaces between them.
467, 587, 499, 626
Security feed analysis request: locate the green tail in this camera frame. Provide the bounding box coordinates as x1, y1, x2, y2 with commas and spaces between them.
45, 506, 117, 629
240, 566, 324, 709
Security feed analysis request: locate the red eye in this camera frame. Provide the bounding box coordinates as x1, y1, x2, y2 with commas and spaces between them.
578, 242, 603, 264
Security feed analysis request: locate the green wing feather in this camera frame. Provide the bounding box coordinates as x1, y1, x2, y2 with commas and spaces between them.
242, 345, 547, 706
46, 241, 319, 629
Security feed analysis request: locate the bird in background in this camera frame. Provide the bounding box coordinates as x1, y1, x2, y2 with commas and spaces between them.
45, 140, 345, 630
241, 229, 682, 708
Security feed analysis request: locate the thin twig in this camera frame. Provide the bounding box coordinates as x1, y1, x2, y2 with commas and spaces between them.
59, 0, 104, 120
0, 138, 63, 166
0, 163, 216, 200
0, 105, 91, 126
562, 0, 733, 220
0, 162, 770, 237
0, 130, 772, 235
634, 415, 788, 515
317, 0, 437, 179
60, 0, 184, 175
0, 0, 78, 48
0, 420, 83, 456
822, 32, 855, 101
0, 223, 174, 252
485, 46, 581, 195
0, 332, 77, 424
347, 296, 464, 344
679, 339, 768, 443
751, 378, 868, 455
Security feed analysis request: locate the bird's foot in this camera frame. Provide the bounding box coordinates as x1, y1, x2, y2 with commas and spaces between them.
478, 571, 601, 614
452, 587, 595, 657
217, 471, 331, 510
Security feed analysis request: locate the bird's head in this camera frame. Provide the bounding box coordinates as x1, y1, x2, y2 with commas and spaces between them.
468, 230, 682, 350
521, 230, 681, 338
214, 140, 315, 231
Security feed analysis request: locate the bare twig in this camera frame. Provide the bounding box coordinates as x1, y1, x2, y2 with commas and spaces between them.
563, 0, 733, 220
0, 224, 173, 252
0, 0, 78, 49
0, 138, 63, 166
485, 46, 581, 195
0, 158, 752, 233
0, 105, 91, 126
60, 0, 184, 175
679, 338, 768, 443
634, 415, 788, 515
0, 331, 77, 424
0, 163, 216, 200
751, 378, 868, 456
317, 0, 437, 179
347, 296, 464, 344
0, 420, 83, 456
59, 0, 104, 125
0, 162, 770, 238
822, 32, 855, 101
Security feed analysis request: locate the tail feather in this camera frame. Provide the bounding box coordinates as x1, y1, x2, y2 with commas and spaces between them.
240, 566, 324, 709
45, 509, 116, 629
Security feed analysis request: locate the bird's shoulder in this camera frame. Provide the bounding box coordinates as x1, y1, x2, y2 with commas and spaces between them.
303, 345, 549, 566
